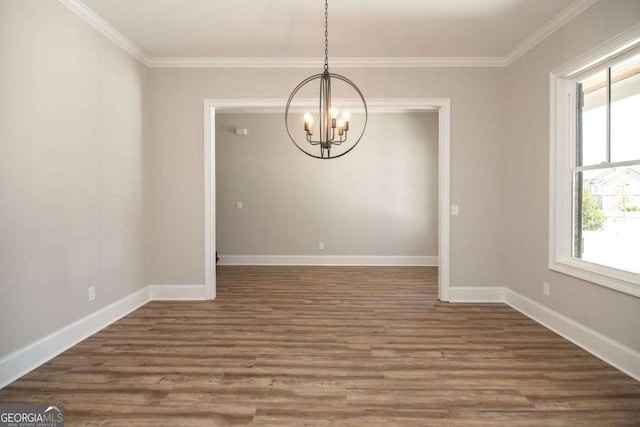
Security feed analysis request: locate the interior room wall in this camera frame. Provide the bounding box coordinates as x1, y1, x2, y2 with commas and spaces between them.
215, 112, 438, 258
0, 0, 148, 357
148, 66, 507, 286
1, 0, 637, 373
504, 0, 640, 352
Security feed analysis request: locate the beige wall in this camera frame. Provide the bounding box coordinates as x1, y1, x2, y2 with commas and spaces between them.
215, 112, 439, 257
3, 0, 637, 364
148, 67, 507, 285
504, 0, 640, 351
0, 0, 148, 357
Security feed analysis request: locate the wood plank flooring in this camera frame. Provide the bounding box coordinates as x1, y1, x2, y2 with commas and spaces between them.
1, 266, 639, 426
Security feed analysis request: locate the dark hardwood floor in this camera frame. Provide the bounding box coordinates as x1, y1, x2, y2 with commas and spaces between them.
1, 266, 639, 426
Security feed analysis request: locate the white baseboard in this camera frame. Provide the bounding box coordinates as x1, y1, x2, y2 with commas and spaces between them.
504, 289, 640, 382
150, 284, 207, 300
446, 285, 639, 380
218, 255, 438, 266
0, 286, 151, 389
448, 286, 504, 302
0, 283, 208, 389
3, 281, 638, 390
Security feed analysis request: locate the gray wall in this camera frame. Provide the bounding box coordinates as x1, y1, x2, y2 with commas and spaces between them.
0, 0, 148, 357
504, 0, 640, 351
148, 67, 507, 286
3, 0, 639, 363
215, 113, 439, 257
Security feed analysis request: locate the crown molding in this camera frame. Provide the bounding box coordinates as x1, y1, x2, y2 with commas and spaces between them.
504, 0, 599, 66
59, 0, 599, 70
148, 57, 321, 69
554, 23, 640, 77
147, 56, 507, 68
57, 0, 151, 66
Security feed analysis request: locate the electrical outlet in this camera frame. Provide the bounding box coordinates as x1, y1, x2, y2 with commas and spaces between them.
237, 201, 243, 209
542, 282, 550, 297
318, 242, 324, 250
88, 286, 96, 301
451, 204, 459, 216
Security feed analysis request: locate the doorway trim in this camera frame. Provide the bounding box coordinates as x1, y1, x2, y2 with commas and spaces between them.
204, 98, 451, 301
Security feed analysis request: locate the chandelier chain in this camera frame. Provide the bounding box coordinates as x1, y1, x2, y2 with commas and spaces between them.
324, 0, 329, 72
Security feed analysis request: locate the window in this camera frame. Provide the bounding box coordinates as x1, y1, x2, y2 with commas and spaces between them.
551, 42, 640, 297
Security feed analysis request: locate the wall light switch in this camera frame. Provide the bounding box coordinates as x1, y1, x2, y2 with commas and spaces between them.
543, 282, 550, 297
88, 286, 96, 301
237, 201, 243, 209
235, 128, 248, 135
451, 204, 459, 216
319, 242, 324, 250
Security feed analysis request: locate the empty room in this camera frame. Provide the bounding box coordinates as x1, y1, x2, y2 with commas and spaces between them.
1, 0, 639, 425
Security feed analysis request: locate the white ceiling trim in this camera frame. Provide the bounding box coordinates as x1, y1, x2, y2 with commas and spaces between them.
504, 0, 599, 65
553, 23, 640, 77
146, 56, 507, 68
60, 0, 598, 69
58, 0, 151, 65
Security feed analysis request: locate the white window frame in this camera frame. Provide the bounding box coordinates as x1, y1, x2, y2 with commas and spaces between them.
549, 26, 640, 298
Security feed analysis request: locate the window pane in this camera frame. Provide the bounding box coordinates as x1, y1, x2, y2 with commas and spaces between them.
578, 71, 608, 166
611, 54, 640, 163
574, 166, 640, 273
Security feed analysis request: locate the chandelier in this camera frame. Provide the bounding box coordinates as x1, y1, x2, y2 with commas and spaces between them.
285, 0, 368, 159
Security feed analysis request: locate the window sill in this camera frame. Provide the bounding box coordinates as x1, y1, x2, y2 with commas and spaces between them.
550, 258, 640, 298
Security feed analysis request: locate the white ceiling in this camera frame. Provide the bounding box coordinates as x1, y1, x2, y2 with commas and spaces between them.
79, 0, 581, 60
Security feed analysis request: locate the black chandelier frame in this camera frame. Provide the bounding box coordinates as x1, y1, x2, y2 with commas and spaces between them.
284, 0, 368, 159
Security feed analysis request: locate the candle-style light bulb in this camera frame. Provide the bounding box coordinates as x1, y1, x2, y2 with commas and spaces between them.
303, 113, 313, 133
342, 110, 351, 121
304, 113, 313, 125
330, 108, 339, 129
